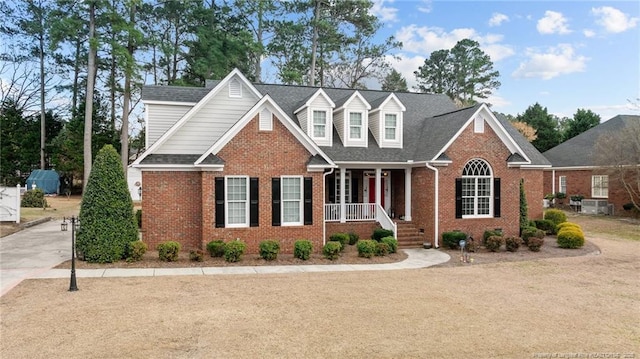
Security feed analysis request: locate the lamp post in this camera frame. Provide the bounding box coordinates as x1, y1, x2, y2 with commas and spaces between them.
62, 216, 79, 291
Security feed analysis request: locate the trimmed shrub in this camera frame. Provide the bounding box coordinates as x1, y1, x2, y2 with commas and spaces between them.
521, 227, 545, 245
534, 219, 557, 235
348, 232, 359, 245
381, 236, 398, 254
442, 231, 467, 249
21, 188, 47, 208
557, 228, 585, 249
544, 209, 567, 226
505, 236, 523, 252
483, 229, 502, 244
294, 240, 313, 260
323, 241, 342, 260
556, 222, 581, 232
372, 228, 394, 241
329, 233, 349, 251
135, 209, 142, 228
158, 241, 181, 262
259, 240, 280, 261
527, 237, 545, 252
224, 240, 247, 262
126, 241, 147, 262
206, 240, 226, 257
189, 250, 204, 262
357, 240, 377, 258
376, 242, 390, 256
76, 145, 138, 263
485, 235, 503, 252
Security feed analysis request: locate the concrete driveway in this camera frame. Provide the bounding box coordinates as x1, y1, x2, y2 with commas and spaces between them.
0, 219, 71, 297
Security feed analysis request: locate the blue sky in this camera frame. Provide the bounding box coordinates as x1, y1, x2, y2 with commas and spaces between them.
367, 0, 639, 121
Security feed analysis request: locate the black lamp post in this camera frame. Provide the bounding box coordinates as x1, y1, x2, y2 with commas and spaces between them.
63, 216, 79, 292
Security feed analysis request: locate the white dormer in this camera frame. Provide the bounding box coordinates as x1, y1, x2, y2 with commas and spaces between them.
294, 89, 335, 146
333, 91, 371, 147
369, 93, 406, 148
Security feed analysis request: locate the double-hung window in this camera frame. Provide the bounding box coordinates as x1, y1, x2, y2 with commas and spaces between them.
282, 176, 303, 225
592, 175, 608, 198
384, 113, 397, 140
313, 110, 327, 138
559, 176, 567, 194
461, 159, 492, 217
226, 176, 248, 227
349, 112, 363, 140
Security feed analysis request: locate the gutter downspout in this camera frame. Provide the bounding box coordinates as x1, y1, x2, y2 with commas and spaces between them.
425, 162, 439, 248
322, 168, 335, 246
551, 169, 556, 194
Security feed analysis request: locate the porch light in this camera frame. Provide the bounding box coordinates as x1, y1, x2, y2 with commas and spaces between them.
61, 218, 68, 231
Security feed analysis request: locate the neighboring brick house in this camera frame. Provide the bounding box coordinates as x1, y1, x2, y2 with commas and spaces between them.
132, 69, 550, 253
543, 115, 640, 216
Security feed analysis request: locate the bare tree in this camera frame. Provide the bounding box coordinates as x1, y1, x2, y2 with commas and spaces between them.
0, 59, 40, 112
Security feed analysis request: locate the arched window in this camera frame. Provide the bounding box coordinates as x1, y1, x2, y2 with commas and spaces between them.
461, 159, 493, 217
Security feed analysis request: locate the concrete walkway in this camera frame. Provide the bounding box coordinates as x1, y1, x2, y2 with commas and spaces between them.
1, 219, 450, 297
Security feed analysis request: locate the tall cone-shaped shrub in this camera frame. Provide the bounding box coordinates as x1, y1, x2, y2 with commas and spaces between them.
77, 145, 138, 263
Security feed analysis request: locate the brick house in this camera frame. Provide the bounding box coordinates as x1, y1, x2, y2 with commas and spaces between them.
132, 69, 550, 253
542, 115, 640, 216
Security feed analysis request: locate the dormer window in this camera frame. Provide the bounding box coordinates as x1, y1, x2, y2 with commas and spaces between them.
312, 110, 327, 138
384, 113, 398, 140
349, 112, 363, 140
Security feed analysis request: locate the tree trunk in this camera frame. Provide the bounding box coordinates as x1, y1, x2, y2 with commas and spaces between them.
39, 19, 45, 169
308, 0, 320, 86
71, 38, 81, 117
83, 2, 97, 192
121, 2, 136, 177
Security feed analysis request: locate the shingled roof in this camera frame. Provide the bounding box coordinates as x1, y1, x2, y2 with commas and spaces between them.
543, 115, 640, 167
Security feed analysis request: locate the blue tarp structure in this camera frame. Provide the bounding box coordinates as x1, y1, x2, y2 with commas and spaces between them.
25, 170, 60, 194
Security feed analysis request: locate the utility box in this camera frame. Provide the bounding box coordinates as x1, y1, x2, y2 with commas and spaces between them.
581, 199, 609, 215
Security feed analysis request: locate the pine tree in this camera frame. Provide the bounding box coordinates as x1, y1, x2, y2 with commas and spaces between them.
77, 144, 138, 263
519, 178, 528, 233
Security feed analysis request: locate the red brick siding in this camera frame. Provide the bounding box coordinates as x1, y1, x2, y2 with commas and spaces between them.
410, 167, 436, 244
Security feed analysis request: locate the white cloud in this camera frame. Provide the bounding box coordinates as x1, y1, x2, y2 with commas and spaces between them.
484, 92, 511, 109
512, 44, 588, 80
417, 0, 432, 14
489, 13, 509, 27
591, 6, 639, 33
370, 0, 398, 23
394, 25, 514, 62
583, 29, 596, 38
537, 10, 571, 35
385, 53, 426, 90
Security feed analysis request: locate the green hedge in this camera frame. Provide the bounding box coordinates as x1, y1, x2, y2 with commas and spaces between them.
357, 240, 377, 258
372, 228, 394, 241
224, 240, 247, 262
294, 240, 313, 260
329, 233, 349, 251
381, 236, 398, 254
259, 240, 280, 261
442, 231, 466, 249
206, 240, 226, 257
544, 209, 567, 226
21, 189, 47, 208
158, 241, 181, 262
323, 242, 341, 260
557, 228, 585, 249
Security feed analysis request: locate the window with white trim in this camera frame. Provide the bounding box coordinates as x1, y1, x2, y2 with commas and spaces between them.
559, 176, 566, 194
462, 159, 492, 217
591, 175, 608, 198
282, 176, 303, 225
349, 112, 363, 140
335, 171, 352, 203
312, 110, 327, 138
226, 176, 248, 227
384, 113, 397, 140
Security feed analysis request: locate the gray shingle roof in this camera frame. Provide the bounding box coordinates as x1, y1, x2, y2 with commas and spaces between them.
543, 115, 640, 167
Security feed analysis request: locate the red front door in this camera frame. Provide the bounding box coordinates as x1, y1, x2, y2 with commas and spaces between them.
368, 177, 385, 208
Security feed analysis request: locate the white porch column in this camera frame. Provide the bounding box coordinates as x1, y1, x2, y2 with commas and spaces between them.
404, 167, 412, 221
375, 168, 382, 207
339, 167, 346, 223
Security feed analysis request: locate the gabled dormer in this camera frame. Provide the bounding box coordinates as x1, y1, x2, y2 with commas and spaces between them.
294, 89, 335, 146
369, 93, 406, 148
332, 91, 371, 147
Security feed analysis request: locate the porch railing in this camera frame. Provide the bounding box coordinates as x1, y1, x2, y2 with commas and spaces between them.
324, 203, 397, 238
375, 203, 397, 239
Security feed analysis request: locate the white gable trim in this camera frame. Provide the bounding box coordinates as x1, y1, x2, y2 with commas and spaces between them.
335, 91, 371, 111
369, 93, 407, 114
432, 104, 531, 163
196, 94, 335, 168
294, 89, 336, 114
133, 69, 262, 166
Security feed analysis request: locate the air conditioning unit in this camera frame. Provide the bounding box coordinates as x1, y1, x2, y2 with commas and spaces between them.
581, 199, 609, 215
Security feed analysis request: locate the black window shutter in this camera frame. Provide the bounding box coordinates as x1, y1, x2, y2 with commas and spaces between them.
215, 177, 225, 228
272, 178, 281, 226
455, 178, 463, 219
494, 178, 501, 218
351, 178, 358, 203
250, 177, 259, 227
328, 176, 335, 203
304, 177, 313, 225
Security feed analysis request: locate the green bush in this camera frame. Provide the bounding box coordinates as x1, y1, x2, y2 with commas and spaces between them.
442, 231, 467, 249
534, 219, 557, 235
158, 241, 181, 262
521, 227, 545, 245
259, 240, 280, 261
294, 240, 313, 260
357, 240, 377, 258
224, 240, 247, 262
329, 233, 349, 251
376, 242, 390, 256
135, 209, 142, 228
348, 232, 359, 245
557, 228, 585, 249
323, 241, 342, 260
76, 145, 138, 263
125, 241, 147, 262
21, 188, 47, 208
527, 237, 545, 252
371, 228, 394, 241
189, 250, 204, 262
485, 235, 503, 252
505, 236, 523, 252
483, 229, 502, 244
206, 240, 226, 257
544, 209, 567, 226
381, 236, 398, 254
